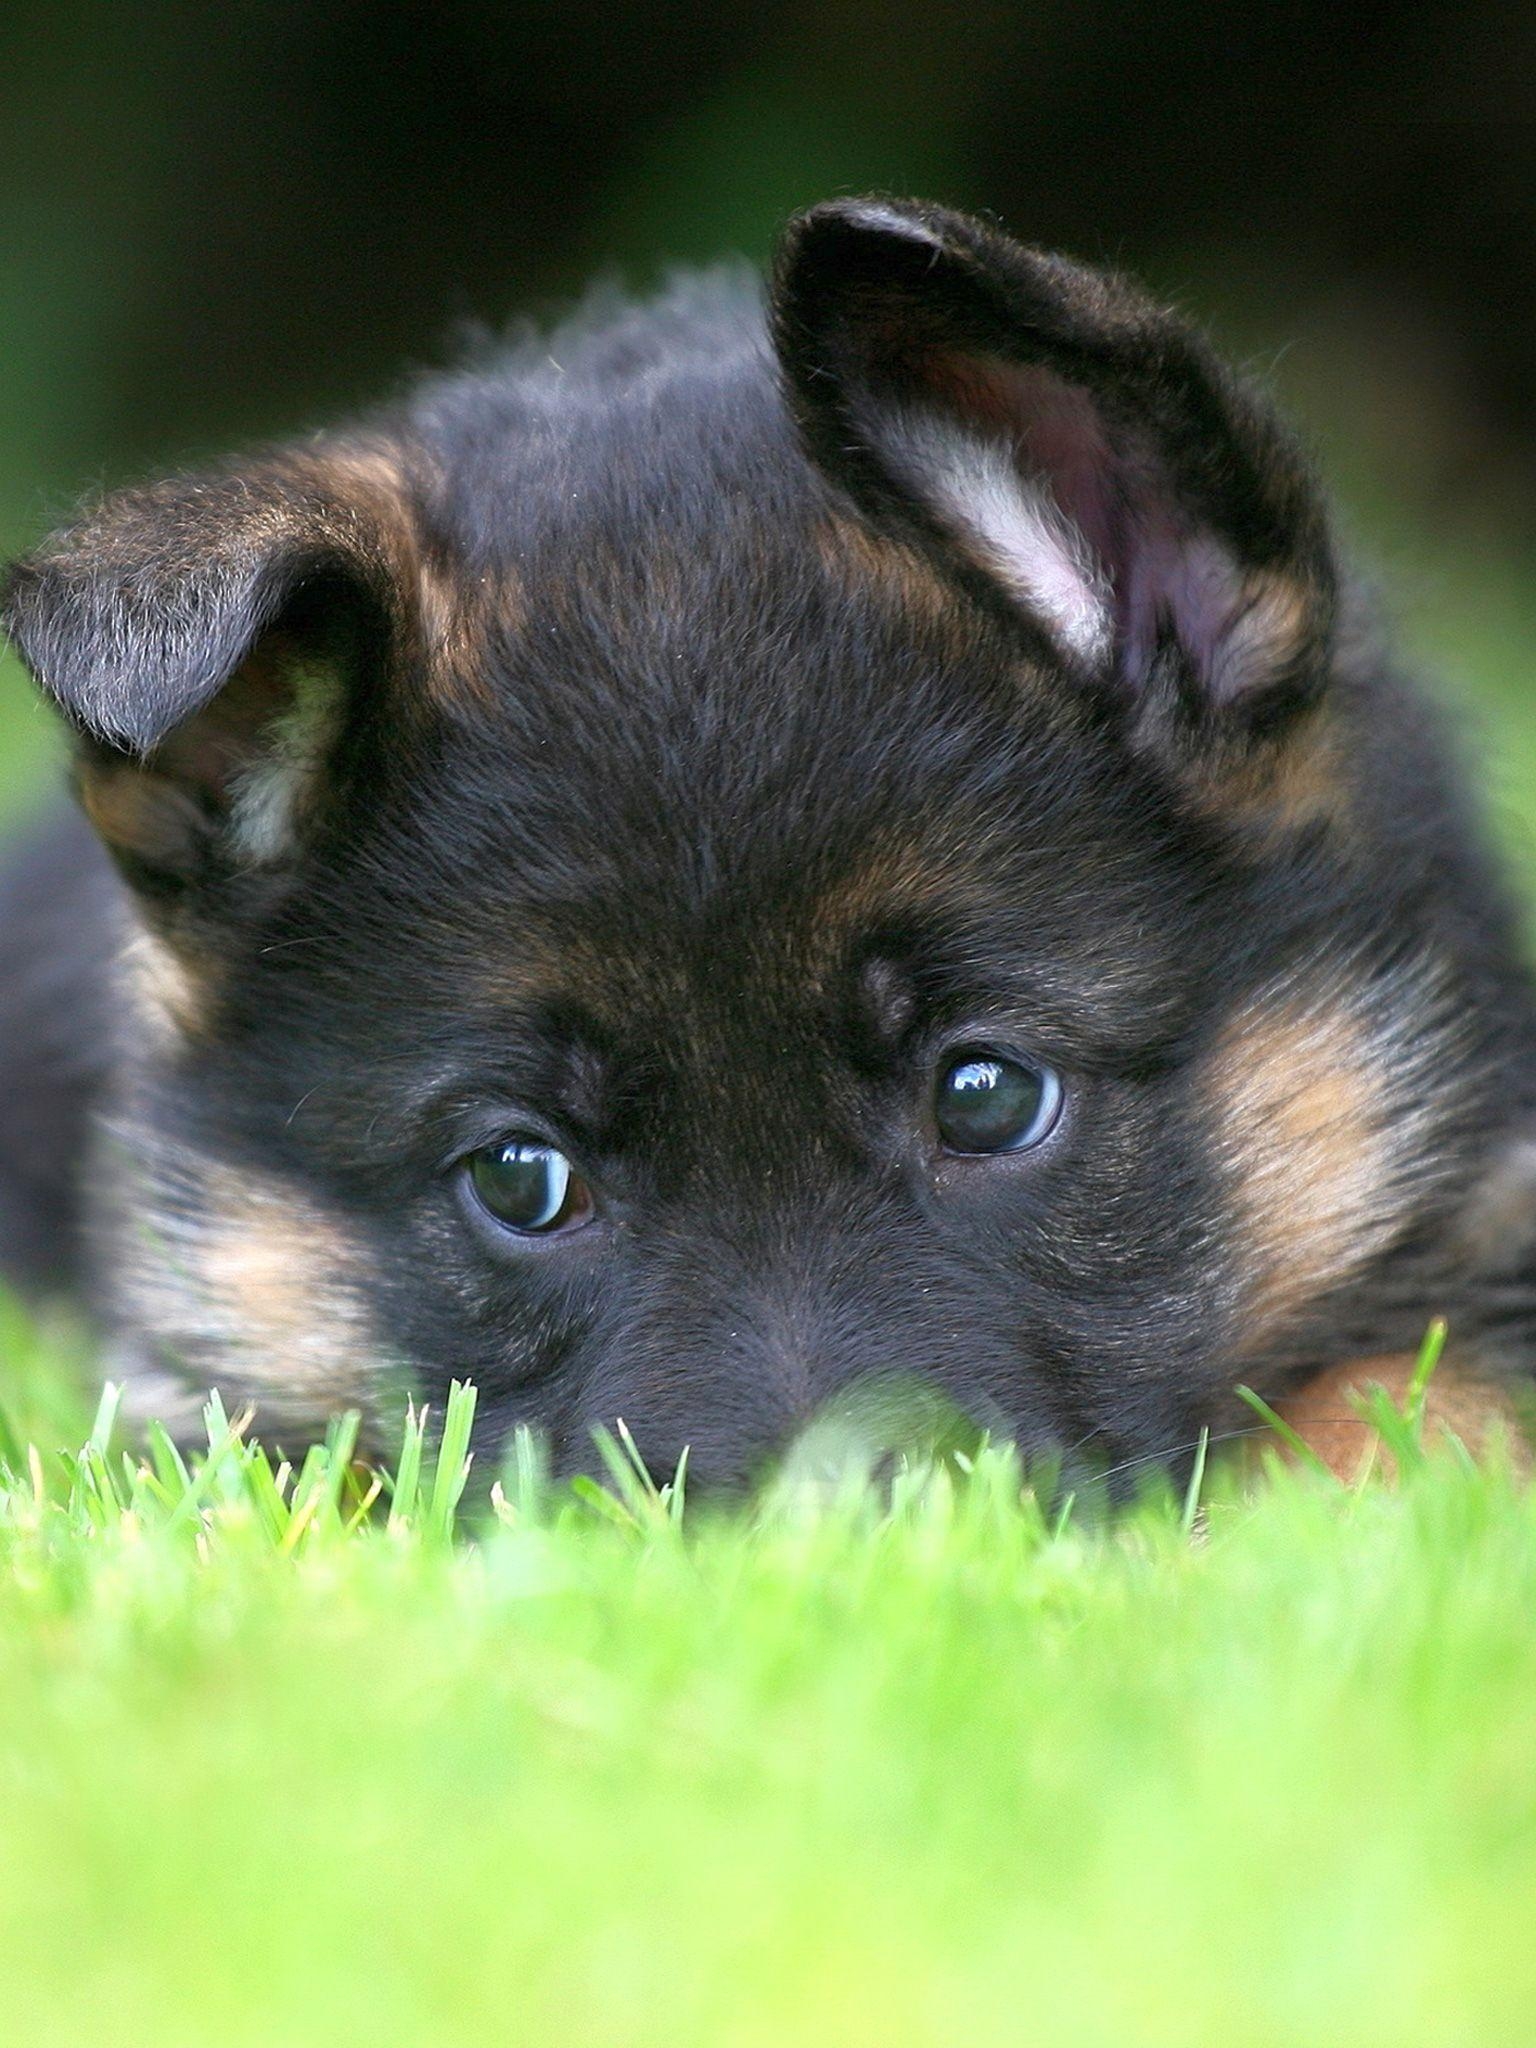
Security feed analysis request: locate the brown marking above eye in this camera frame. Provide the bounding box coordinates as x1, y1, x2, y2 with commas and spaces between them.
857, 953, 919, 1048
807, 838, 968, 950
547, 1032, 609, 1136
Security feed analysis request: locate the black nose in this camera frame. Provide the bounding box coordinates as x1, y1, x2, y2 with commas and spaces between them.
572, 1381, 816, 1502
569, 1359, 1010, 1504
556, 1213, 1007, 1498
563, 1291, 831, 1498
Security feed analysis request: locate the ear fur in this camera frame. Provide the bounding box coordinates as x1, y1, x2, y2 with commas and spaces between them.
772, 198, 1336, 728
0, 442, 424, 891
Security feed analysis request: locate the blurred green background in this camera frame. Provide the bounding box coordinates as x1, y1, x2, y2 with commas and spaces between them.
3, 0, 1534, 880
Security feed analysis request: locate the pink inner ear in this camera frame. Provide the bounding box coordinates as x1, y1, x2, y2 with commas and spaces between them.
927, 352, 1121, 564
1005, 367, 1123, 573
1125, 528, 1252, 701
924, 350, 1252, 697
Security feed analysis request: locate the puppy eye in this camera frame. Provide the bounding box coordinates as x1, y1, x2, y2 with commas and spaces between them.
935, 1051, 1062, 1155
465, 1139, 595, 1235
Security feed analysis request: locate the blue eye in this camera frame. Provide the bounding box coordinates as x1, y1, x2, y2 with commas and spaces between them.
935, 1051, 1062, 1155
465, 1139, 594, 1235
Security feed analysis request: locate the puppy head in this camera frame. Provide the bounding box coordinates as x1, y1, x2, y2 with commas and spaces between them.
0, 199, 1499, 1487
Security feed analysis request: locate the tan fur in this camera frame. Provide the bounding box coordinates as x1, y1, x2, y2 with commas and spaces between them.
809, 836, 963, 940
416, 560, 519, 712
1208, 998, 1392, 1341
1148, 567, 1348, 848
1271, 1355, 1530, 1480
1228, 710, 1348, 840
299, 442, 424, 601
1173, 697, 1353, 848
1205, 964, 1466, 1351
338, 441, 514, 709
111, 1149, 385, 1433
814, 514, 984, 662
1216, 569, 1317, 703
282, 442, 493, 717
120, 928, 211, 1042
78, 761, 205, 870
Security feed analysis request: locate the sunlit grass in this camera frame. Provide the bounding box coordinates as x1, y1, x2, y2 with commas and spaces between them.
0, 1311, 1531, 2046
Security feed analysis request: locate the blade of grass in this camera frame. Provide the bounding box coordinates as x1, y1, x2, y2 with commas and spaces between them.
1234, 1385, 1337, 1482
667, 1442, 690, 1527
164, 1405, 255, 1532
86, 1381, 122, 1458
425, 1381, 477, 1542
1404, 1316, 1448, 1440
501, 1424, 549, 1524
310, 1409, 362, 1528
242, 1442, 295, 1543
1180, 1426, 1211, 1537
387, 1401, 428, 1536
144, 1421, 193, 1499
569, 1471, 642, 1531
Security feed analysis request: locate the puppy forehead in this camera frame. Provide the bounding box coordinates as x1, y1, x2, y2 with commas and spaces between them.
404, 340, 1122, 883
408, 311, 1018, 713
306, 357, 1230, 1065
354, 782, 1211, 1095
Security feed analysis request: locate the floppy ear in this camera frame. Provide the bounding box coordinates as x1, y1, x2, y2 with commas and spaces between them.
772, 199, 1335, 729
0, 442, 425, 902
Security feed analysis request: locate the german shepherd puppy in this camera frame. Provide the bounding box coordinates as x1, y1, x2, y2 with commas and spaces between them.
1, 197, 1532, 1490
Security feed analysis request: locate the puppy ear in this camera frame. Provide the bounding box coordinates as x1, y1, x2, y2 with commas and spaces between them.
0, 442, 424, 897
772, 199, 1335, 727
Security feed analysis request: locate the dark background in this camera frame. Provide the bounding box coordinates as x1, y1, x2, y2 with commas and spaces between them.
3, 0, 1535, 851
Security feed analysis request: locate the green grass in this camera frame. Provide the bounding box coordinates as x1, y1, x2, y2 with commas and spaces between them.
0, 1322, 1532, 2046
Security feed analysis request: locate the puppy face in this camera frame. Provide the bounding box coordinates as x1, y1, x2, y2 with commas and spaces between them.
2, 201, 1522, 1487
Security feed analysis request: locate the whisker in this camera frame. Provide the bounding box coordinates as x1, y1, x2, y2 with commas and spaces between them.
1090, 1423, 1282, 1487
1092, 1407, 1408, 1489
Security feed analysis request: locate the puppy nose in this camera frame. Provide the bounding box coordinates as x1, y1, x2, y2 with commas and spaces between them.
740, 1323, 817, 1422
570, 1329, 822, 1500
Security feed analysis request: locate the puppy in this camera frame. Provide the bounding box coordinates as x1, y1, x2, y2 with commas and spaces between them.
1, 197, 1533, 1490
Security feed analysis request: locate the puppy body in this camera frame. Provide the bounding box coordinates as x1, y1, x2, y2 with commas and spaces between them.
2, 201, 1534, 1486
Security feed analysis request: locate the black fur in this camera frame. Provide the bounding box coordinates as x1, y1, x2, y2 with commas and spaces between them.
2, 197, 1533, 1489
